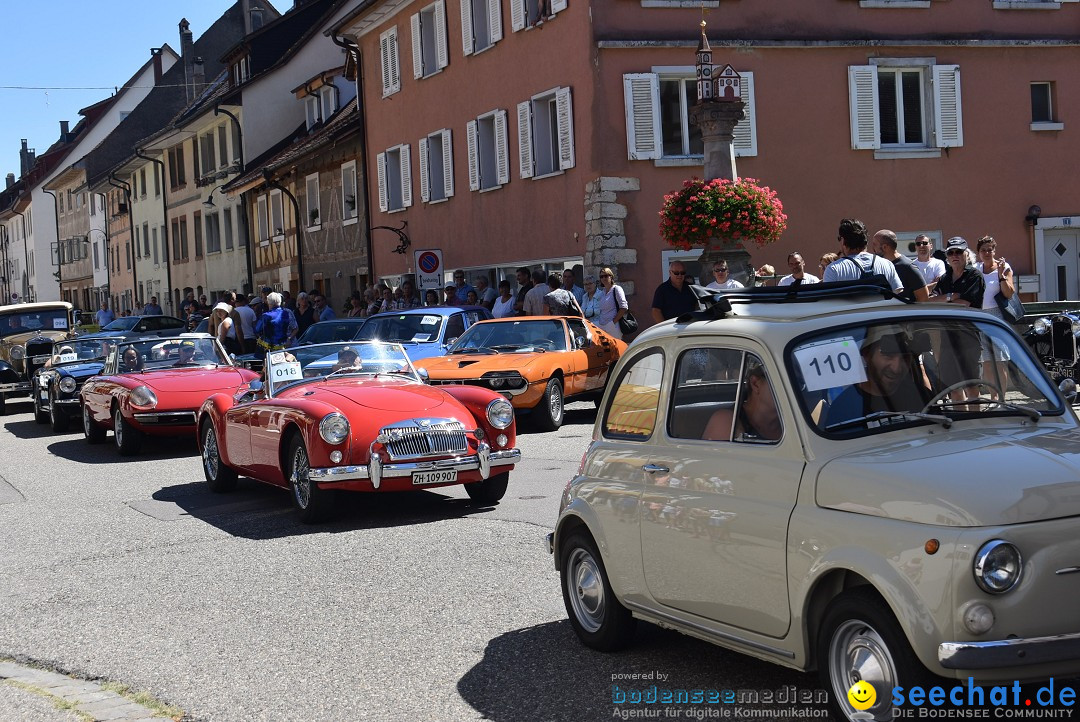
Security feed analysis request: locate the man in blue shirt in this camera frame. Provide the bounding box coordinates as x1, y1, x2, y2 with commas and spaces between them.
562, 269, 585, 305
143, 296, 163, 315
314, 293, 336, 321
822, 218, 905, 294
452, 269, 475, 304
95, 300, 115, 327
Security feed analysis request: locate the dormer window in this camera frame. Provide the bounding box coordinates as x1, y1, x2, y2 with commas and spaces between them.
319, 85, 337, 121
305, 96, 321, 130
232, 55, 251, 86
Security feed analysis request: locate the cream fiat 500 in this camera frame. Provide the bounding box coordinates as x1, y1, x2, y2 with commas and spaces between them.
549, 283, 1080, 721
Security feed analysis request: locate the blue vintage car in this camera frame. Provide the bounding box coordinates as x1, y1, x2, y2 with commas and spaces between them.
33, 339, 116, 432
351, 306, 492, 362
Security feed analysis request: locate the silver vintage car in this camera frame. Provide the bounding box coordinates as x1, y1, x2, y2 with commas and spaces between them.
549, 282, 1080, 721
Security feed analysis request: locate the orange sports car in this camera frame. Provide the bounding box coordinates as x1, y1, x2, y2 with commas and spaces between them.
413, 316, 626, 430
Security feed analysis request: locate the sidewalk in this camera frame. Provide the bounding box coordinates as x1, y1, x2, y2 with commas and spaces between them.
0, 661, 179, 721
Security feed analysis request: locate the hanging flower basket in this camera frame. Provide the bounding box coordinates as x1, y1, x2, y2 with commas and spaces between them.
658, 177, 787, 251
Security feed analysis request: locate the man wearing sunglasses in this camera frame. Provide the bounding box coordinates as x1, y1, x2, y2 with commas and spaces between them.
651, 260, 699, 323
911, 234, 946, 294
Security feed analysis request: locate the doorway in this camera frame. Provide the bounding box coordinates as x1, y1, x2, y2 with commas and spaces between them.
1044, 230, 1080, 301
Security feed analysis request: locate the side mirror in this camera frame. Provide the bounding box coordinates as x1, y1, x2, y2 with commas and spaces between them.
73, 310, 82, 326
249, 379, 264, 393
445, 337, 459, 346
416, 367, 430, 382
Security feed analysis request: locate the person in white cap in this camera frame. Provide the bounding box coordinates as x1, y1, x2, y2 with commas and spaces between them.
210, 302, 235, 353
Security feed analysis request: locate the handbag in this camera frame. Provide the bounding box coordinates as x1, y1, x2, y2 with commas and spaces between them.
995, 290, 1025, 324
618, 310, 639, 335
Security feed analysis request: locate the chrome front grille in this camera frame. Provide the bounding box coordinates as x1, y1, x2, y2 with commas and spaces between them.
25, 339, 54, 378
382, 419, 469, 461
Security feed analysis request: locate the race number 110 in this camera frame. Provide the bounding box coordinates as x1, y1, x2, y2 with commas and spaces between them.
793, 337, 867, 392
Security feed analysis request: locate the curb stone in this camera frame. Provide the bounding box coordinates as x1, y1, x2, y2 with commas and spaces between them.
0, 660, 181, 721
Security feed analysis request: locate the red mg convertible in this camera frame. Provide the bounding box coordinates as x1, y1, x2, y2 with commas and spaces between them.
196, 342, 521, 523
81, 335, 259, 456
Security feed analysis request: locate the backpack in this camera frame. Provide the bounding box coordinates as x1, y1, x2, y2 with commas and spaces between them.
844, 256, 877, 280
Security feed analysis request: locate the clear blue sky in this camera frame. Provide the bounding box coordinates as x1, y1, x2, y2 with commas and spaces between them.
0, 1, 283, 181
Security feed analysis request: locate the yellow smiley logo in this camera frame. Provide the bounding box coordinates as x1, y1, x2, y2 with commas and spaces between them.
847, 681, 877, 711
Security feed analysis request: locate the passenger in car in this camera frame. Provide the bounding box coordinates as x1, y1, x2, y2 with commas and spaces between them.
702, 361, 782, 442
121, 348, 142, 372
330, 346, 362, 374
824, 327, 931, 426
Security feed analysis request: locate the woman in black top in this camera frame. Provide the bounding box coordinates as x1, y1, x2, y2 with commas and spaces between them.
933, 239, 985, 400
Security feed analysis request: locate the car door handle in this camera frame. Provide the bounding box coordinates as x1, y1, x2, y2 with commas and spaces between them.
642, 464, 669, 474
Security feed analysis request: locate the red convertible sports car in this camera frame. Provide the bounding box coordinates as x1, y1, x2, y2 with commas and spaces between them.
81, 335, 259, 456
196, 341, 521, 523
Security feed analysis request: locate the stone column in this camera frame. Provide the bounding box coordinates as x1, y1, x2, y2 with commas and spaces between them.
689, 100, 754, 287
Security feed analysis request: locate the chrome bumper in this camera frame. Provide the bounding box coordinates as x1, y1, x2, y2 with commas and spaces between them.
132, 410, 197, 425
54, 398, 80, 405
309, 446, 521, 489
0, 381, 31, 394
939, 631, 1080, 669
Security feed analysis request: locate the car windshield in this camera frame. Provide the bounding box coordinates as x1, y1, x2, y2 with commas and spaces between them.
448, 319, 567, 353
102, 317, 138, 331
111, 336, 229, 374
298, 320, 365, 345
789, 318, 1063, 437
264, 341, 419, 395
51, 340, 114, 365
354, 313, 443, 344
0, 309, 70, 338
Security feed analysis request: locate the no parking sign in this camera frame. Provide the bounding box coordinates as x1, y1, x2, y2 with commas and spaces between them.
414, 249, 444, 293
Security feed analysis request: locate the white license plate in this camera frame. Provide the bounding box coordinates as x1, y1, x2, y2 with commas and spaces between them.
33, 355, 50, 363
412, 470, 457, 485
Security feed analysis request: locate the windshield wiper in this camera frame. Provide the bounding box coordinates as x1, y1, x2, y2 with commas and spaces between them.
325, 366, 371, 378
454, 346, 498, 354
489, 344, 525, 351
934, 398, 1042, 421
825, 410, 953, 432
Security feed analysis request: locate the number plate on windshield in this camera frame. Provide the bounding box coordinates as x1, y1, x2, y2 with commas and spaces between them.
412, 470, 457, 485
33, 355, 51, 364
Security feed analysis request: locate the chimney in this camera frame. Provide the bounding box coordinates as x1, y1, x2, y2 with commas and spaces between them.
179, 18, 194, 101
59, 121, 70, 142
20, 140, 36, 176
151, 47, 164, 85
5, 173, 14, 190
193, 58, 206, 97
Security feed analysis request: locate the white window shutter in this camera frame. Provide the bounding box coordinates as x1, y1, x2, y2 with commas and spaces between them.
466, 120, 480, 191
442, 128, 454, 197
551, 0, 567, 14
495, 110, 510, 185
933, 64, 963, 148
461, 0, 474, 55
376, 152, 388, 212
511, 0, 525, 32
419, 137, 430, 202
435, 0, 449, 69
622, 73, 662, 160
848, 65, 880, 150
389, 29, 401, 93
411, 14, 423, 79
556, 86, 575, 170
732, 72, 757, 157
517, 101, 534, 179
380, 34, 391, 96
401, 144, 413, 207
488, 0, 503, 43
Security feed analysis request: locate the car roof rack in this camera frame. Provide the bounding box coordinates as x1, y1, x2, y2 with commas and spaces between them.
678, 279, 907, 323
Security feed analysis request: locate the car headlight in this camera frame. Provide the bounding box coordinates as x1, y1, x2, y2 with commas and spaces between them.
486, 398, 514, 429
1033, 317, 1052, 335
59, 377, 77, 394
973, 540, 1022, 594
319, 412, 350, 444
489, 377, 505, 388
129, 385, 158, 407
10, 346, 23, 360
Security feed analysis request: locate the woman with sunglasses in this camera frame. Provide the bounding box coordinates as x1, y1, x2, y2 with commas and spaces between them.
933, 237, 985, 403
596, 267, 628, 339
975, 235, 1015, 397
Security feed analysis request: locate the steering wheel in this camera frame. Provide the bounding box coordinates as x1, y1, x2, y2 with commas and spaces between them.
921, 379, 1003, 414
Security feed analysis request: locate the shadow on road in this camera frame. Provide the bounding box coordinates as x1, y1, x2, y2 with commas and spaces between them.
516, 403, 596, 435
458, 620, 823, 722
3, 416, 57, 440
47, 434, 199, 464
143, 479, 503, 541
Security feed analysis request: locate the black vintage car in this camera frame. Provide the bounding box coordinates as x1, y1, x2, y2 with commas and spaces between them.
32, 339, 115, 431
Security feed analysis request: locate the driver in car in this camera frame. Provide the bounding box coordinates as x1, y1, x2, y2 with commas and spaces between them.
121, 348, 142, 372
330, 346, 362, 374
174, 340, 198, 366
824, 326, 931, 427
